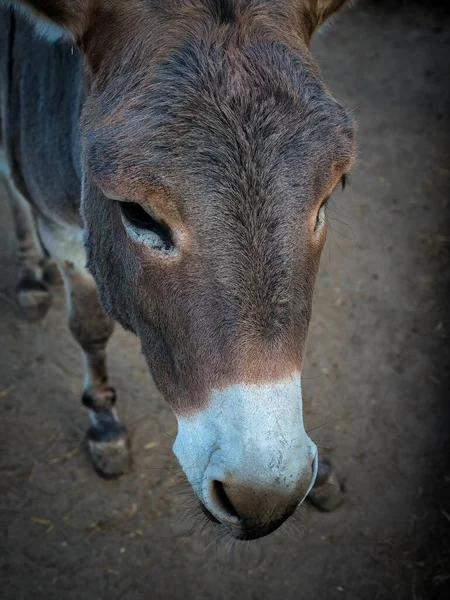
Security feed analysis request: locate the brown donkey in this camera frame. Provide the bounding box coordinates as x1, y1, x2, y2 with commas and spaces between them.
0, 0, 355, 540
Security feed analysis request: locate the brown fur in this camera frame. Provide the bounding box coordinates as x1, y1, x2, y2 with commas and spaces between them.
0, 0, 356, 419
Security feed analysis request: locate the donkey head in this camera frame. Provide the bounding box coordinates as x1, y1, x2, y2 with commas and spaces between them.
13, 0, 355, 539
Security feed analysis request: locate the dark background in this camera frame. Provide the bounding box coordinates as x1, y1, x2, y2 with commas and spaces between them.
1, 1, 449, 598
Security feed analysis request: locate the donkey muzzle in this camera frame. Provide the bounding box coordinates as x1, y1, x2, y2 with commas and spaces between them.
173, 374, 318, 539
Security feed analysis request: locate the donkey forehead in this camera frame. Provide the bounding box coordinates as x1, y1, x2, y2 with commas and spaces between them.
83, 41, 355, 199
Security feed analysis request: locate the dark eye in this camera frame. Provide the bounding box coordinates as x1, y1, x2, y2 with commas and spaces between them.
315, 175, 348, 233
119, 202, 174, 251
315, 198, 328, 232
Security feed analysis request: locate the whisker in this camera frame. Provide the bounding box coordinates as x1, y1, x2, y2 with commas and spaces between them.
306, 416, 334, 433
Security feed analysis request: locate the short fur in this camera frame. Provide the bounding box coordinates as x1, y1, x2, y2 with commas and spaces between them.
1, 0, 355, 412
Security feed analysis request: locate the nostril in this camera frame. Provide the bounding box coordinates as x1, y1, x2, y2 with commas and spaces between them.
210, 480, 240, 520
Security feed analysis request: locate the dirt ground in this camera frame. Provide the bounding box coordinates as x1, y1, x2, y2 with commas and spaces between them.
1, 1, 449, 599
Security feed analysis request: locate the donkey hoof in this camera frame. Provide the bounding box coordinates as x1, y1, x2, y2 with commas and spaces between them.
307, 457, 345, 512
86, 428, 131, 478
16, 278, 52, 322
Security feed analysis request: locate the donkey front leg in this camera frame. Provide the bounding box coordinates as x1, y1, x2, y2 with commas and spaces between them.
59, 260, 131, 477
1, 167, 52, 321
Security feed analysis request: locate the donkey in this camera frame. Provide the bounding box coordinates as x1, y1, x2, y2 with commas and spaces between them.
0, 0, 355, 540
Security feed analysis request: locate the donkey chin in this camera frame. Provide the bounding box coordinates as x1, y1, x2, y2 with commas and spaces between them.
173, 374, 318, 540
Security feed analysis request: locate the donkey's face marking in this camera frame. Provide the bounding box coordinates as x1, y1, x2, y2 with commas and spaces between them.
173, 374, 318, 537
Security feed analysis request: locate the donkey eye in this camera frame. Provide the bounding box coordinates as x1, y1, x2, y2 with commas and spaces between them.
315, 198, 328, 232
314, 174, 347, 235
119, 202, 174, 251
120, 201, 156, 228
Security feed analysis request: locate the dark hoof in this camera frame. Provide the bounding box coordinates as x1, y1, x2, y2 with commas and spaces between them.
43, 260, 63, 285
86, 423, 131, 478
16, 278, 52, 322
307, 457, 345, 512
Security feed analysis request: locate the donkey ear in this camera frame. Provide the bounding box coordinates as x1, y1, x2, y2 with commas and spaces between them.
299, 0, 349, 37
5, 1, 93, 44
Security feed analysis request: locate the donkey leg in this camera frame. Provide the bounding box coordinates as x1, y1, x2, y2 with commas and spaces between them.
58, 260, 132, 477
1, 170, 52, 321
307, 457, 345, 512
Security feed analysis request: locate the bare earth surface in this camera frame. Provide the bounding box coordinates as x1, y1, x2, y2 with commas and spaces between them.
1, 2, 449, 599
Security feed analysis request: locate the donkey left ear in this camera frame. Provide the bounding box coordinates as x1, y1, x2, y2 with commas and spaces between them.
4, 0, 94, 45
298, 0, 349, 38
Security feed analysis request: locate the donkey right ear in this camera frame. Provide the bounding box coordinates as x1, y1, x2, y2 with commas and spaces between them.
4, 0, 94, 45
